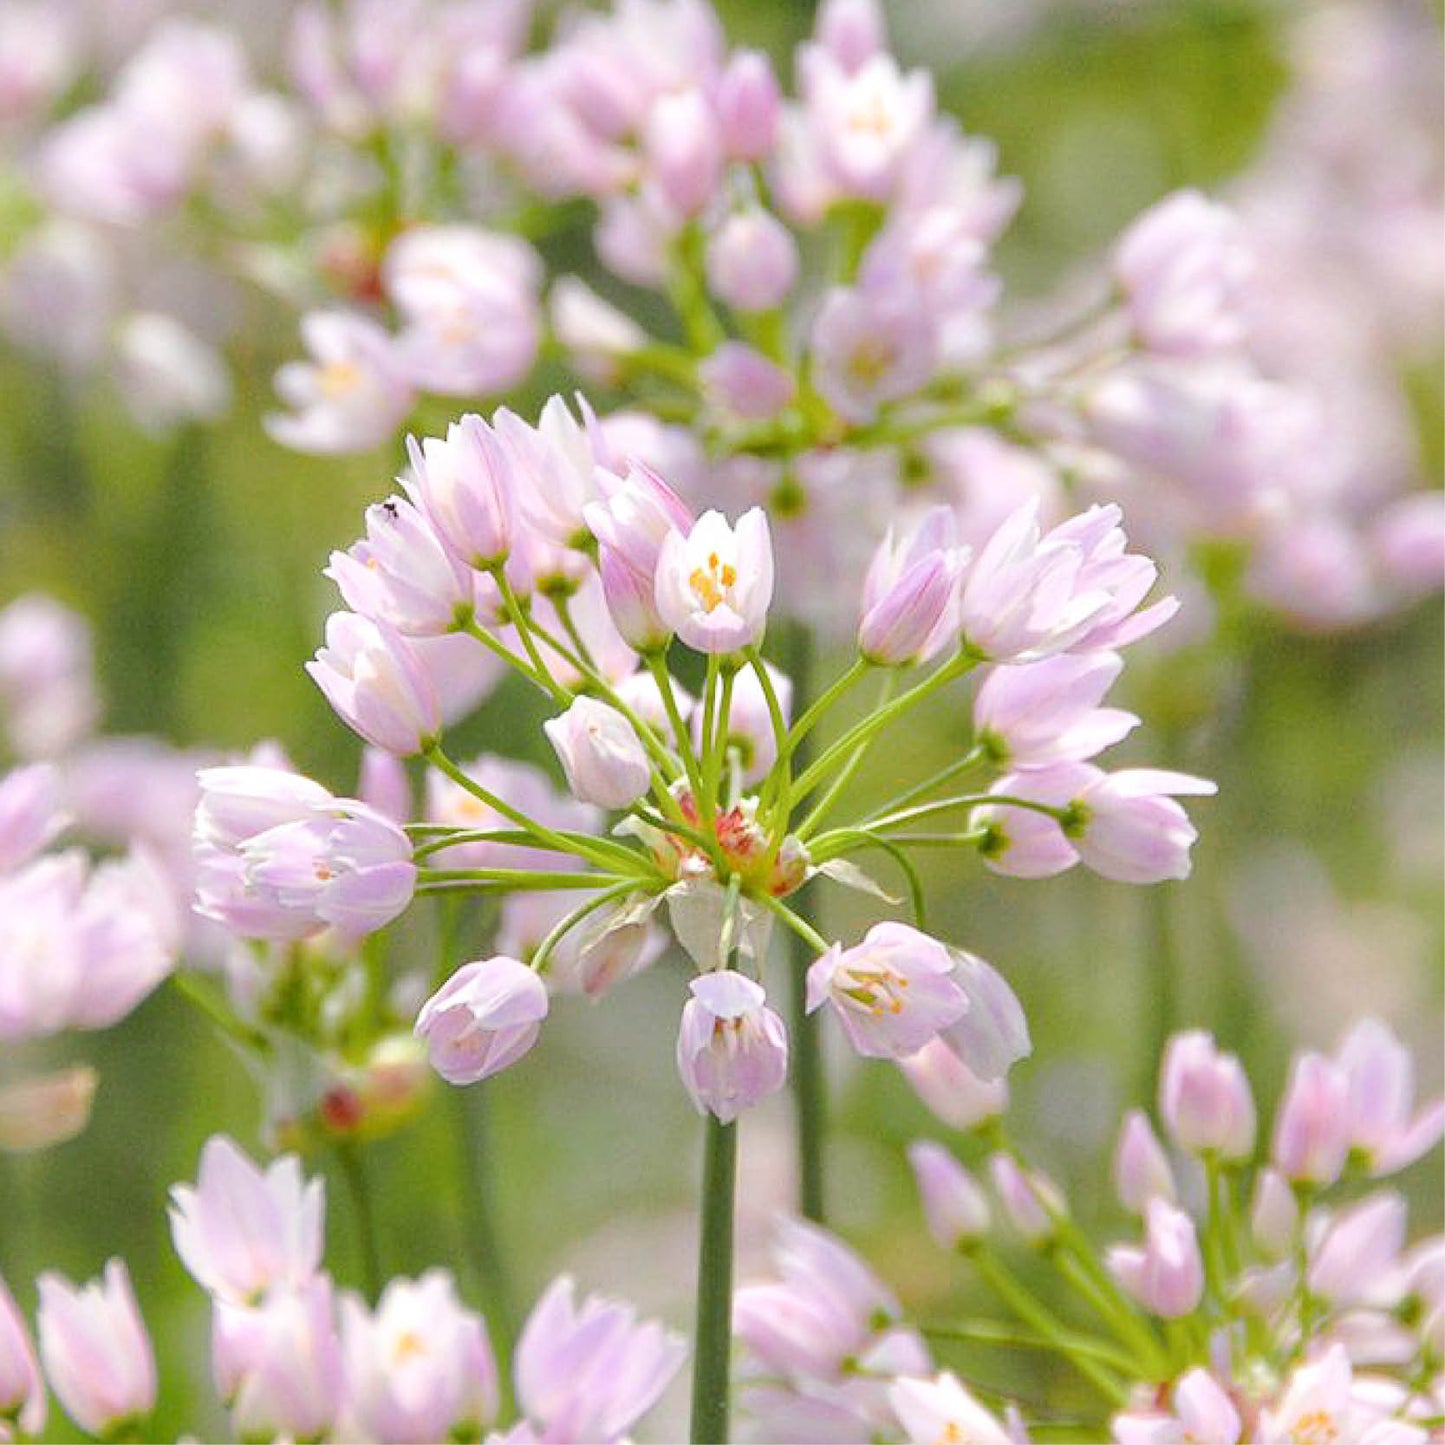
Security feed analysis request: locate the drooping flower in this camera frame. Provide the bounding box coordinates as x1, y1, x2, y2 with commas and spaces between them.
414, 956, 549, 1085
544, 696, 651, 811
807, 923, 969, 1060
907, 1142, 991, 1249
676, 971, 789, 1123
1106, 1198, 1205, 1318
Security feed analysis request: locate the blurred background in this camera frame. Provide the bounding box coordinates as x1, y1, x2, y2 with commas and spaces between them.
0, 0, 1439, 1437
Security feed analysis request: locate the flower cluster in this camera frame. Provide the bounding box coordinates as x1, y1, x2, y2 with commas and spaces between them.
0, 1132, 684, 1443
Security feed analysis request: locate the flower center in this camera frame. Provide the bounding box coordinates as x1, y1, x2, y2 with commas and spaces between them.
842, 963, 910, 1015
1289, 1412, 1339, 1445
318, 360, 361, 399
689, 551, 737, 612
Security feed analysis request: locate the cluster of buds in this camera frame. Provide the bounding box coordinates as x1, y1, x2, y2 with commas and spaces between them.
183, 384, 1214, 1135
0, 1133, 684, 1443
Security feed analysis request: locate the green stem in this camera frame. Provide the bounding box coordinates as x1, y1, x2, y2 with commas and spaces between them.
336, 1142, 382, 1301
461, 618, 553, 696
869, 792, 1070, 833
789, 942, 827, 1224
490, 568, 569, 705
860, 746, 988, 822
690, 1112, 738, 1444
795, 673, 896, 840
417, 868, 618, 889
530, 881, 641, 975
969, 1249, 1127, 1405
921, 1318, 1139, 1375
648, 653, 709, 810
170, 971, 271, 1056
451, 1087, 517, 1402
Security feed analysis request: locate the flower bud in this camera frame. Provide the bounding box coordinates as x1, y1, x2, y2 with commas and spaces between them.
1159, 1030, 1256, 1161
699, 342, 796, 420
1106, 1198, 1204, 1318
988, 1153, 1064, 1244
544, 696, 651, 810
908, 1141, 990, 1248
705, 207, 799, 312
644, 88, 722, 217
1113, 1108, 1177, 1214
858, 506, 964, 667
1250, 1167, 1299, 1259
404, 414, 513, 570
716, 50, 780, 160
37, 1259, 156, 1438
414, 957, 549, 1085
1272, 1051, 1352, 1185
0, 1270, 44, 1435
676, 971, 789, 1123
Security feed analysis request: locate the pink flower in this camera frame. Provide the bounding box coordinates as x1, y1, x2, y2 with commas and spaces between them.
1112, 1367, 1241, 1445
676, 971, 789, 1122
0, 1270, 44, 1436
1335, 1017, 1445, 1176
36, 1259, 156, 1437
1255, 1345, 1356, 1445
890, 1371, 1014, 1445
544, 697, 651, 810
811, 284, 938, 423
898, 1036, 1008, 1130
414, 956, 549, 1084
512, 1275, 686, 1444
212, 1275, 345, 1444
699, 342, 797, 420
495, 395, 602, 550
907, 1142, 990, 1248
1113, 1108, 1178, 1214
1251, 1168, 1299, 1258
1308, 1191, 1408, 1306
806, 922, 969, 1059
1159, 1030, 1256, 1161
168, 1136, 325, 1304
0, 593, 98, 759
549, 277, 647, 381
705, 207, 799, 311
266, 310, 413, 455
1106, 1198, 1204, 1318
307, 612, 442, 756
403, 414, 514, 571
655, 507, 774, 653
1273, 1051, 1352, 1184
0, 763, 67, 872
384, 226, 541, 396
340, 1270, 498, 1443
644, 88, 723, 217
806, 52, 933, 202
1113, 189, 1252, 356
689, 661, 792, 786
973, 652, 1138, 768
858, 506, 965, 666
716, 50, 780, 161
988, 1153, 1064, 1243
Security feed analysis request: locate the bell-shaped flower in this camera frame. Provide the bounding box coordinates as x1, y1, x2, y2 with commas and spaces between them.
908, 1142, 990, 1249
1273, 1051, 1352, 1185
890, 1371, 1014, 1445
644, 87, 723, 217
1113, 1108, 1177, 1214
512, 1275, 686, 1445
1106, 1198, 1204, 1318
194, 764, 334, 850
340, 1270, 498, 1444
937, 948, 1030, 1083
655, 507, 774, 654
414, 956, 549, 1085
1113, 189, 1252, 357
858, 506, 965, 666
973, 651, 1138, 769
806, 922, 969, 1059
0, 1270, 44, 1436
676, 971, 789, 1123
36, 1259, 156, 1438
212, 1275, 345, 1445
168, 1136, 325, 1304
585, 461, 694, 580
266, 309, 413, 455
1159, 1030, 1256, 1161
716, 50, 780, 160
1335, 1016, 1445, 1176
544, 696, 651, 811
1251, 1167, 1299, 1259
807, 51, 933, 202
403, 414, 513, 569
307, 611, 441, 756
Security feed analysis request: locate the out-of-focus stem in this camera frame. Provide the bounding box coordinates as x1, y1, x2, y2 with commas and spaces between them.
336, 1142, 382, 1302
